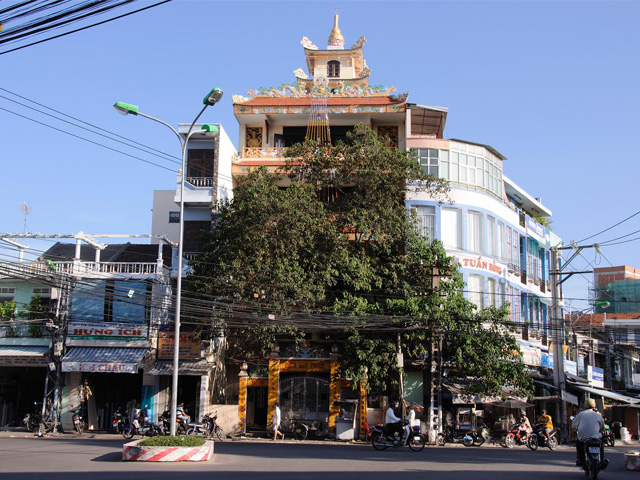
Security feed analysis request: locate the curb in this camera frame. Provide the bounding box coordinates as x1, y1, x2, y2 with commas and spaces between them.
122, 439, 214, 462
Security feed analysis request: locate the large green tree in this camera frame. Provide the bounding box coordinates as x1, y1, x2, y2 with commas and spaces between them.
188, 124, 532, 398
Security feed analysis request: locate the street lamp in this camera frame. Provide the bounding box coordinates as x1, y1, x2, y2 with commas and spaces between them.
114, 87, 223, 435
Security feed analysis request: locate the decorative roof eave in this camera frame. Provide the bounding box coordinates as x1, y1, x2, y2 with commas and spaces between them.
234, 101, 406, 117
233, 83, 401, 103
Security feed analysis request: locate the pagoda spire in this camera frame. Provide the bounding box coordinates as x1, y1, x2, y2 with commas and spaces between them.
327, 13, 344, 50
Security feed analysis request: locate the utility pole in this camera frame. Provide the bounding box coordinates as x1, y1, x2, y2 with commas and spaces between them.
550, 241, 600, 439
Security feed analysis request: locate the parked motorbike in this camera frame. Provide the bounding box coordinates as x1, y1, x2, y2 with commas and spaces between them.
72, 409, 85, 434
527, 422, 558, 450
186, 412, 225, 441
112, 407, 130, 435
436, 423, 476, 447
371, 420, 426, 451
602, 423, 615, 447
504, 423, 529, 448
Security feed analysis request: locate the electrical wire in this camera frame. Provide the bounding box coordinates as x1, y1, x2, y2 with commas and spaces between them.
577, 208, 640, 244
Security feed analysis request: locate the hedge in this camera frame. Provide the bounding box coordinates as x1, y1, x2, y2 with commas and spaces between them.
137, 435, 206, 447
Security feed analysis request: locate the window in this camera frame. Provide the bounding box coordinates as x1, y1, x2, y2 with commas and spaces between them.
417, 149, 439, 177
327, 60, 340, 77
487, 216, 496, 257
468, 211, 483, 254
33, 288, 51, 295
169, 212, 180, 224
443, 142, 503, 197
413, 206, 435, 242
468, 275, 484, 310
441, 208, 462, 249
497, 222, 505, 263
507, 227, 520, 271
187, 149, 215, 178
488, 278, 497, 307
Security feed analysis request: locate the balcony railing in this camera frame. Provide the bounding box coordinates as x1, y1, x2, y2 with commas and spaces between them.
186, 177, 215, 188
0, 261, 167, 279
241, 147, 287, 159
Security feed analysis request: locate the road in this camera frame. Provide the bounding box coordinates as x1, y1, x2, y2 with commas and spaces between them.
0, 434, 634, 480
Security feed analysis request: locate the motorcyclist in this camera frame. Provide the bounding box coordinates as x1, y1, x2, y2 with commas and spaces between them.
537, 409, 553, 445
385, 401, 404, 444
176, 402, 191, 424
572, 398, 608, 470
518, 413, 532, 437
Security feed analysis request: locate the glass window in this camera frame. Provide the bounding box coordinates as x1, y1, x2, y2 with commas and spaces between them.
327, 60, 340, 77
468, 275, 484, 310
487, 216, 496, 257
441, 208, 462, 249
497, 222, 505, 263
417, 149, 439, 177
413, 205, 436, 241
488, 278, 497, 307
169, 212, 180, 223
468, 211, 483, 254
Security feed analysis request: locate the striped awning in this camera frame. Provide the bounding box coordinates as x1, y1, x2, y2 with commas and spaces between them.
62, 347, 147, 374
147, 360, 213, 376
0, 345, 49, 366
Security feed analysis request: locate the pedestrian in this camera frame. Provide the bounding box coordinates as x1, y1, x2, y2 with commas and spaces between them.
273, 402, 284, 442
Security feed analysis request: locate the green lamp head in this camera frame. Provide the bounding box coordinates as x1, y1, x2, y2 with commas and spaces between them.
203, 88, 223, 106
113, 102, 139, 116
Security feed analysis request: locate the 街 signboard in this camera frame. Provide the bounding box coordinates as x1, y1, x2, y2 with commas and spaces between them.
157, 332, 201, 361
62, 361, 138, 373
67, 322, 148, 341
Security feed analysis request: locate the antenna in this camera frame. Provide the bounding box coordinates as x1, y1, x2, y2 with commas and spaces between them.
21, 202, 32, 234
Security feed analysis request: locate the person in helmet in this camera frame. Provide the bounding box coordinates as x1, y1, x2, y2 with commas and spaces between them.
573, 398, 608, 470
385, 401, 404, 444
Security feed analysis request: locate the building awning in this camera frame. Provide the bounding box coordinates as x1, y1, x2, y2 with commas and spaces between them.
570, 383, 640, 405
62, 347, 147, 374
147, 360, 213, 376
0, 345, 49, 366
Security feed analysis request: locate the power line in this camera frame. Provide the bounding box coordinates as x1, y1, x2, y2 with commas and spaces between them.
577, 208, 640, 243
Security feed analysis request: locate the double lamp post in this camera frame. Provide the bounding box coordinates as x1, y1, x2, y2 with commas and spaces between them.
114, 87, 223, 435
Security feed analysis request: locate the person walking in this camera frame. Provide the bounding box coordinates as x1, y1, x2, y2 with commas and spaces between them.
273, 402, 285, 442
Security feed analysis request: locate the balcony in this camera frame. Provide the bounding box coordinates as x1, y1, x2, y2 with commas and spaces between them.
0, 260, 168, 280
241, 147, 287, 159
186, 177, 215, 188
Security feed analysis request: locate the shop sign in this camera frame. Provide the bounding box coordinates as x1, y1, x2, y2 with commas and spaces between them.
526, 216, 545, 240
520, 346, 541, 366
564, 359, 578, 376
455, 254, 505, 276
157, 332, 201, 361
541, 352, 553, 369
588, 365, 604, 388
61, 361, 137, 373
0, 356, 48, 367
68, 322, 147, 341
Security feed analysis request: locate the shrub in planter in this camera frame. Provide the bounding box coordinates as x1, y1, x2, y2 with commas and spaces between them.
138, 436, 205, 447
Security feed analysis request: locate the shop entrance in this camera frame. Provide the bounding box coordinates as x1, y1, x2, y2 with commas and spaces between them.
80, 372, 143, 429
0, 366, 46, 426
279, 373, 330, 433
246, 385, 268, 430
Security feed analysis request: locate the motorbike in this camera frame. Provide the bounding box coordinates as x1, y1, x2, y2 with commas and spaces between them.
23, 412, 40, 432
112, 407, 130, 435
504, 423, 529, 448
579, 438, 608, 480
159, 410, 188, 435
123, 409, 163, 439
72, 409, 85, 434
602, 423, 615, 447
186, 412, 225, 441
371, 420, 426, 451
436, 423, 477, 447
526, 422, 558, 450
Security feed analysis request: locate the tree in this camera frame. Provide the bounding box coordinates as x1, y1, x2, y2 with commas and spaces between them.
188, 124, 532, 398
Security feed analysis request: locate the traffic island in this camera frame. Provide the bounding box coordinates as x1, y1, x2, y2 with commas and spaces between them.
122, 438, 213, 462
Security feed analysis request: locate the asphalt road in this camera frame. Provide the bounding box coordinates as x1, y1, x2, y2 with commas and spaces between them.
0, 434, 634, 480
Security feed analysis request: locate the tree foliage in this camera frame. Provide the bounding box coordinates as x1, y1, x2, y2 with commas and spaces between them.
188, 124, 532, 399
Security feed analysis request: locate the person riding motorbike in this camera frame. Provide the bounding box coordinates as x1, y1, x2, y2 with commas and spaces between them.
385, 401, 404, 444
176, 402, 191, 424
537, 409, 553, 445
572, 398, 608, 470
518, 413, 532, 436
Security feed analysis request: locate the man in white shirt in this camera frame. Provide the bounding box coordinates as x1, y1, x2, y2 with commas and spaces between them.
385, 401, 404, 444
273, 402, 284, 442
572, 398, 608, 470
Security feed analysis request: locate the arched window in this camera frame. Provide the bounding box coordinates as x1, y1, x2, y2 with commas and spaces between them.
327, 60, 340, 78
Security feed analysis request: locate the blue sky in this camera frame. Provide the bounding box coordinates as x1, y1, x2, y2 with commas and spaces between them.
2, 0, 640, 310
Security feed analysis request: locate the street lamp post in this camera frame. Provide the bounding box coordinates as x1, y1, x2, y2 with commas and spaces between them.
114, 88, 223, 435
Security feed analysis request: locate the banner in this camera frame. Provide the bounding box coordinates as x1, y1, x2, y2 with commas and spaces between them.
157, 331, 201, 360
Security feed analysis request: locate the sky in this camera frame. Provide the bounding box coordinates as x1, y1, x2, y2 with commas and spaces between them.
1, 0, 640, 311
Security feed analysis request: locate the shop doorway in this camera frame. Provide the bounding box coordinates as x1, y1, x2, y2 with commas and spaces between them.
246, 385, 268, 430
177, 375, 200, 420
0, 366, 46, 426
279, 373, 330, 432
80, 372, 143, 429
